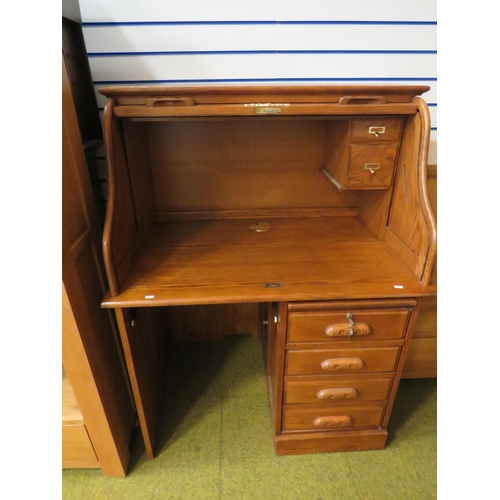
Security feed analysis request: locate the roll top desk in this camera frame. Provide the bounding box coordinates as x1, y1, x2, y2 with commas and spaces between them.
99, 85, 436, 458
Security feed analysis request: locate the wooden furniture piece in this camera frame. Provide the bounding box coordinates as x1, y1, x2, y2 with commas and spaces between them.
62, 48, 136, 476
98, 85, 436, 457
402, 158, 437, 378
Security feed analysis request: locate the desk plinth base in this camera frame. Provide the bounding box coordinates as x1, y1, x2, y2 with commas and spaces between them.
275, 429, 388, 456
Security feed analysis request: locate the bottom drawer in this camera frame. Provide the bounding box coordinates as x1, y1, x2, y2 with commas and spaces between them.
282, 404, 385, 432
62, 424, 98, 464
284, 375, 393, 404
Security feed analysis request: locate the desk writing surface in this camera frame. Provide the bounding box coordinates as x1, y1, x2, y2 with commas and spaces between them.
102, 216, 432, 308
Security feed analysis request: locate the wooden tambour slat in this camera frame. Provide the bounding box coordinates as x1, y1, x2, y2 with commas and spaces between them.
99, 85, 430, 103
113, 103, 418, 118
100, 84, 427, 118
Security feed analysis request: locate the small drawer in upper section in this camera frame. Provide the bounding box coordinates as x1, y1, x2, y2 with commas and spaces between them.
287, 308, 410, 343
321, 116, 405, 191
346, 143, 399, 189
350, 118, 403, 142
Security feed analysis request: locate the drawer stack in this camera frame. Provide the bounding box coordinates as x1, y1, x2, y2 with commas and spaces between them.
278, 300, 415, 449
324, 117, 404, 190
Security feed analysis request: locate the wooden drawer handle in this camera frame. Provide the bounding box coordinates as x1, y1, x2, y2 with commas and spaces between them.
317, 388, 359, 400
321, 358, 365, 371
146, 97, 195, 107
313, 416, 353, 427
339, 95, 386, 105
325, 323, 372, 337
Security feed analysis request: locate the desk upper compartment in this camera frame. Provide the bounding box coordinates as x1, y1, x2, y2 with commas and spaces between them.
98, 85, 436, 307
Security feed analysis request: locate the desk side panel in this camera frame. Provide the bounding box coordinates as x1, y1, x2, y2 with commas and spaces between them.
102, 100, 140, 296
382, 98, 437, 285
114, 307, 170, 459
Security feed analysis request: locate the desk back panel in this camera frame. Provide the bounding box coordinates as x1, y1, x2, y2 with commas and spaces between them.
127, 118, 360, 216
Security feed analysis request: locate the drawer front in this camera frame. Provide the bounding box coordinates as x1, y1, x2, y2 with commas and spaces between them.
283, 404, 385, 431
286, 347, 400, 375
284, 375, 393, 404
287, 308, 409, 343
62, 424, 98, 464
347, 143, 398, 188
350, 118, 403, 142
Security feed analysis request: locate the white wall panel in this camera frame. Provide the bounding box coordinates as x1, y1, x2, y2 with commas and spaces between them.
83, 24, 279, 53
80, 0, 436, 23
83, 24, 436, 53
429, 105, 437, 128
276, 53, 435, 79
89, 54, 280, 82
89, 53, 435, 83
277, 24, 436, 51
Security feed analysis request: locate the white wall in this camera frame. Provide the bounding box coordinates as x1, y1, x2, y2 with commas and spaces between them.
78, 0, 437, 141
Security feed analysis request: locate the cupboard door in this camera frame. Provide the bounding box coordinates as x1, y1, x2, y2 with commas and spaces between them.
62, 53, 135, 477
114, 307, 170, 459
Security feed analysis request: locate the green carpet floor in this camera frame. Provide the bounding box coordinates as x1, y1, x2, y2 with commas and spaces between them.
62, 335, 437, 500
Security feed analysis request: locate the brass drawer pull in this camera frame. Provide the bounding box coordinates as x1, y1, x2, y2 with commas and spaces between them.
316, 388, 359, 400
313, 416, 352, 427
364, 163, 381, 174
320, 358, 365, 371
368, 126, 386, 137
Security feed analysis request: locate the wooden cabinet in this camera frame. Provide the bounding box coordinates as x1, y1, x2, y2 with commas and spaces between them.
402, 160, 437, 378
272, 298, 417, 453
97, 85, 436, 459
62, 49, 136, 476
62, 364, 98, 465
